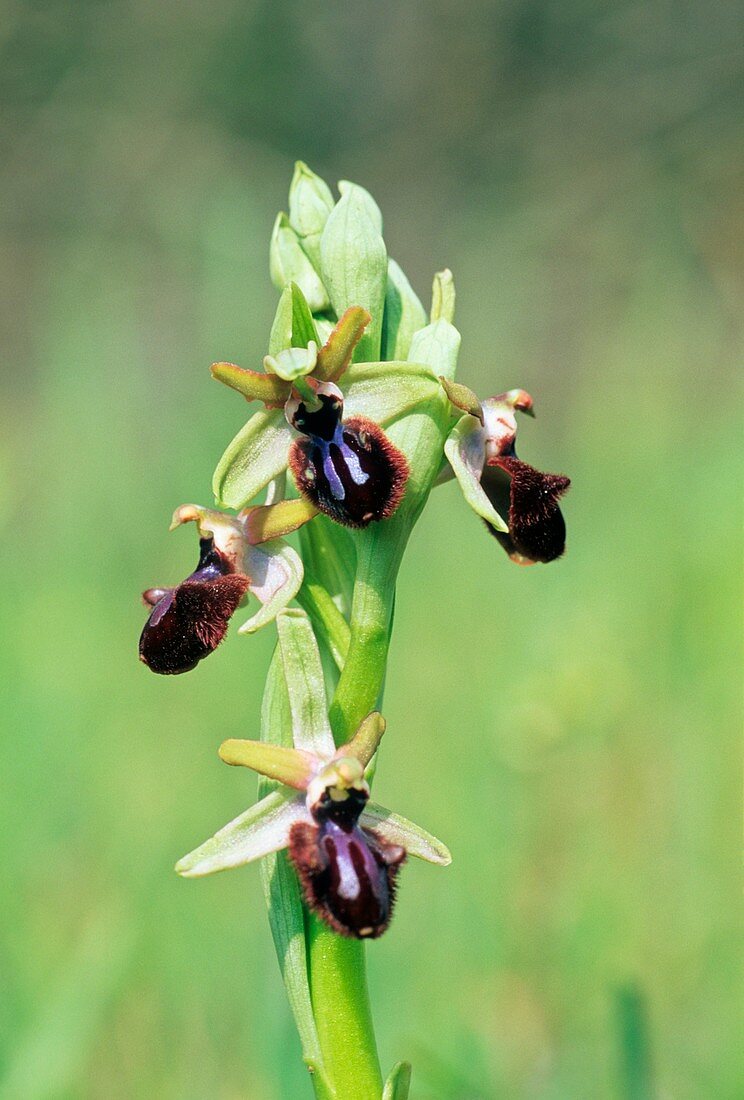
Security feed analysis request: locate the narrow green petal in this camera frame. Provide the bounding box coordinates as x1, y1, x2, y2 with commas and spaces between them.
382, 258, 427, 360
238, 540, 304, 634
383, 1062, 412, 1100
362, 802, 452, 866
210, 362, 289, 406
212, 407, 292, 510
343, 361, 441, 425
219, 739, 314, 789
430, 268, 456, 324
175, 790, 307, 877
341, 712, 386, 768
320, 182, 387, 362
440, 376, 483, 421
408, 317, 461, 382
444, 416, 508, 532
276, 609, 335, 758
314, 306, 371, 383
244, 498, 318, 545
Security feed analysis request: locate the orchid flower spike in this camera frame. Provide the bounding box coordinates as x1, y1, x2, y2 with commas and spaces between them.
210, 287, 443, 536
139, 505, 302, 674
441, 380, 571, 565
176, 708, 451, 940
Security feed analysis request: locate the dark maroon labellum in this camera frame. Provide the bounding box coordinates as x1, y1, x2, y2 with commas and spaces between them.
288, 787, 406, 939
482, 456, 570, 563
288, 393, 408, 528
139, 538, 250, 675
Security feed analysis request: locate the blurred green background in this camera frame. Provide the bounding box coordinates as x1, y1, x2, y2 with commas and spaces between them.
1, 2, 740, 1098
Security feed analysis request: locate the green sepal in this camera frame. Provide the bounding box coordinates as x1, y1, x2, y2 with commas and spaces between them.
383, 1061, 412, 1100
444, 415, 508, 533
320, 181, 387, 363
362, 802, 452, 866
430, 268, 456, 323
268, 285, 293, 356
276, 609, 335, 758
270, 213, 330, 312
290, 281, 320, 348
382, 258, 427, 360
343, 711, 386, 768
288, 161, 334, 270
210, 361, 289, 406
343, 361, 441, 425
212, 407, 293, 510
175, 788, 307, 877
408, 317, 461, 383
258, 649, 327, 1083
315, 306, 371, 383
218, 739, 314, 789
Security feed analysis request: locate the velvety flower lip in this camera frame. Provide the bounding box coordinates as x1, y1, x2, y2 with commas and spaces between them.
176, 701, 450, 940
286, 380, 409, 529
442, 381, 570, 565
139, 505, 303, 675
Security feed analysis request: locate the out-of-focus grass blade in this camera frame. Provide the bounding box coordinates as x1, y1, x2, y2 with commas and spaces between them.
615, 985, 654, 1100
0, 903, 134, 1100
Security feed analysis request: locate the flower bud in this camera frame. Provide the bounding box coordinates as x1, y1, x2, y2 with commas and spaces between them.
270, 213, 330, 312
288, 161, 334, 269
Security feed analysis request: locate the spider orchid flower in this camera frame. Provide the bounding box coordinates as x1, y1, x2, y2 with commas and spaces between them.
441, 380, 570, 564
139, 504, 302, 675
210, 286, 442, 537
176, 708, 450, 939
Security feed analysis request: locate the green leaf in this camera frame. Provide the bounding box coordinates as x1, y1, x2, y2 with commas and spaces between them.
268, 285, 294, 356
298, 513, 356, 617
320, 182, 387, 362
444, 415, 508, 532
259, 649, 326, 1079
408, 317, 461, 382
362, 802, 452, 865
276, 609, 335, 758
383, 1061, 412, 1100
288, 161, 334, 270
212, 407, 292, 510
175, 788, 306, 877
270, 213, 330, 312
290, 281, 320, 348
382, 258, 427, 360
430, 268, 456, 324
343, 360, 441, 425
